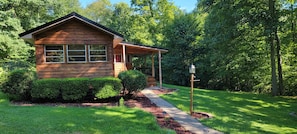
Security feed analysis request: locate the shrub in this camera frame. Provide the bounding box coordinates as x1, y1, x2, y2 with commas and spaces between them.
0, 91, 9, 106
283, 75, 297, 96
118, 70, 147, 94
29, 77, 122, 102
60, 78, 90, 101
90, 77, 122, 99
31, 79, 61, 101
1, 69, 36, 101
0, 67, 8, 86
95, 85, 118, 99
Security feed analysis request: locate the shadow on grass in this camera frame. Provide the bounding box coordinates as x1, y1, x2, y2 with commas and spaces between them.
161, 84, 297, 134
0, 94, 173, 134
50, 107, 163, 133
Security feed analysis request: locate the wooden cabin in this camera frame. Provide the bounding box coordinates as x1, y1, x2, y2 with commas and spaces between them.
19, 12, 167, 87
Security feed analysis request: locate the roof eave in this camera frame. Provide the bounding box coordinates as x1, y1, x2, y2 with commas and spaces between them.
73, 16, 124, 39
19, 12, 124, 40
119, 42, 168, 53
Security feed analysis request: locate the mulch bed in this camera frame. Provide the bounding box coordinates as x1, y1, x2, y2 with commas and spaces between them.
125, 92, 194, 134
125, 89, 211, 134
13, 102, 118, 107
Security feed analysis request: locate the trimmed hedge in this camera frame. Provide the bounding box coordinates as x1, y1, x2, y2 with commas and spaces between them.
61, 78, 89, 101
1, 69, 36, 101
118, 70, 147, 94
31, 77, 122, 102
90, 77, 122, 99
31, 78, 61, 101
95, 85, 118, 99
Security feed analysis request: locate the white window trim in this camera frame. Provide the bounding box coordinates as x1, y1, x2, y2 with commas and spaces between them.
88, 45, 108, 62
66, 45, 87, 63
44, 45, 65, 63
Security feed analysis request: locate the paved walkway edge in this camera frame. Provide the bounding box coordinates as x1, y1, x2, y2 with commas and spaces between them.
141, 89, 223, 134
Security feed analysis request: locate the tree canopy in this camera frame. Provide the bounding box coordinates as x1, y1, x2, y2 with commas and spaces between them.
1, 0, 297, 95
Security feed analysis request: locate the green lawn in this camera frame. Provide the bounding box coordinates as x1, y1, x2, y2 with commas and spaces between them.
161, 84, 297, 134
0, 92, 174, 134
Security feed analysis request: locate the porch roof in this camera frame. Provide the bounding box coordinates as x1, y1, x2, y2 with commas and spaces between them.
117, 42, 168, 55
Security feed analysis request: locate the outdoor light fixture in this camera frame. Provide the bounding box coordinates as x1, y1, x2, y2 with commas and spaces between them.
189, 64, 196, 74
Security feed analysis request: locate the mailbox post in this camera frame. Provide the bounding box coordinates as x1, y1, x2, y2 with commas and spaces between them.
189, 64, 195, 115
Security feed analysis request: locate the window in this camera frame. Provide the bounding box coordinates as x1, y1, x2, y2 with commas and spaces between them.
89, 45, 107, 62
44, 44, 107, 63
45, 45, 64, 63
114, 54, 122, 62
67, 45, 86, 63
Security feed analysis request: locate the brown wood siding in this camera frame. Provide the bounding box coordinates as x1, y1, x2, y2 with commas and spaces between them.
113, 46, 122, 55
34, 19, 113, 45
37, 63, 113, 78
113, 38, 123, 48
35, 45, 44, 65
114, 63, 127, 77
33, 18, 115, 78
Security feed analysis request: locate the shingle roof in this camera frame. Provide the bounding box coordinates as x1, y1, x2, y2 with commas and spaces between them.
19, 12, 124, 38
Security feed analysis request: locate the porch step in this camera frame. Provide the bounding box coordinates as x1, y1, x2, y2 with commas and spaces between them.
147, 76, 157, 87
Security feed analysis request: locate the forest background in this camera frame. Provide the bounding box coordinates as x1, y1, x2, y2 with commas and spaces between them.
1, 0, 297, 96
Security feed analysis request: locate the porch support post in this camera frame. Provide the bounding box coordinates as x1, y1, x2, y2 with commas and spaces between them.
122, 44, 127, 70
151, 54, 155, 77
158, 51, 162, 89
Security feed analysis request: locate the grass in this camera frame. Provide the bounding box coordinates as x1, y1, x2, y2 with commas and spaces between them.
161, 84, 297, 134
0, 92, 174, 134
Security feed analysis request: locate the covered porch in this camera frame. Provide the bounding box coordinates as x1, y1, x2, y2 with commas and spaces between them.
113, 42, 168, 88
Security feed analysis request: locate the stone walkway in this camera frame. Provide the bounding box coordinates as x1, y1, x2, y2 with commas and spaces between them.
141, 88, 223, 134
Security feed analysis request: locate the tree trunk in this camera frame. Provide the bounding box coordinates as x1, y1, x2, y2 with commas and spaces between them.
269, 0, 278, 96
291, 4, 295, 42
148, 0, 154, 17
270, 35, 278, 96
275, 32, 284, 95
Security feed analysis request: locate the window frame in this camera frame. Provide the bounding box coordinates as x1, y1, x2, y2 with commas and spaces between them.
66, 45, 87, 63
88, 44, 108, 62
44, 45, 65, 63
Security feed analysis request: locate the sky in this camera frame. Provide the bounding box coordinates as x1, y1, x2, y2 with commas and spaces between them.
79, 0, 197, 12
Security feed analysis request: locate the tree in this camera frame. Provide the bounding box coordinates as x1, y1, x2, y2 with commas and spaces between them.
0, 0, 82, 71
0, 9, 31, 61
287, 0, 297, 41
194, 0, 269, 91
266, 0, 281, 96
278, 0, 297, 95
108, 2, 133, 38
83, 0, 113, 25
162, 13, 201, 86
130, 0, 179, 45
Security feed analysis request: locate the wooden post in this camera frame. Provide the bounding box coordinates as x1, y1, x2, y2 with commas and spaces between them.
158, 51, 162, 89
122, 44, 127, 95
122, 45, 126, 64
122, 45, 126, 71
190, 74, 194, 115
152, 54, 155, 77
